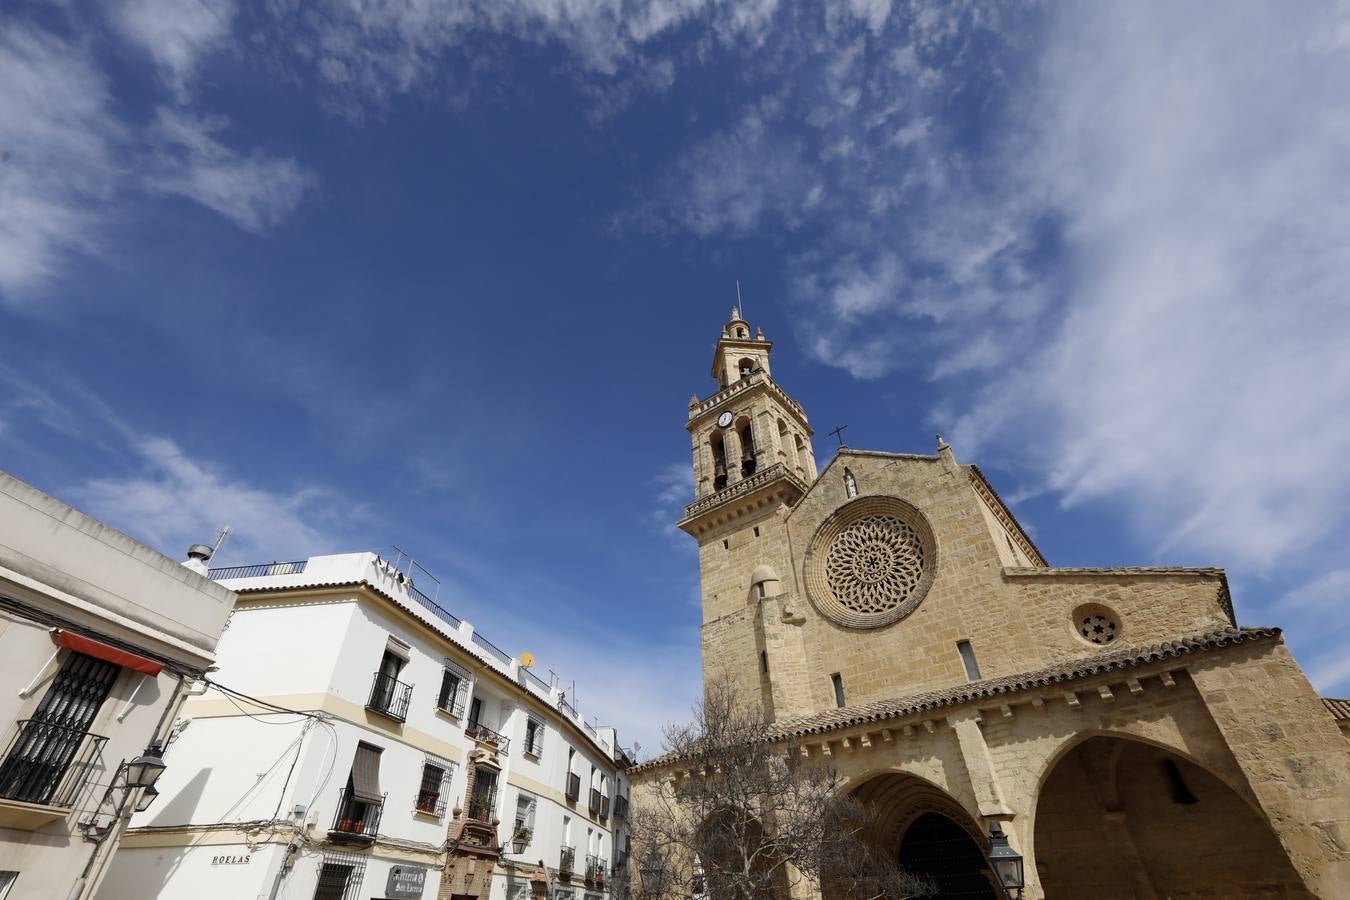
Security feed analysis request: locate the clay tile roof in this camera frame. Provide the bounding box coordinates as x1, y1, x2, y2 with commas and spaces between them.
1323, 697, 1350, 721
629, 625, 1280, 774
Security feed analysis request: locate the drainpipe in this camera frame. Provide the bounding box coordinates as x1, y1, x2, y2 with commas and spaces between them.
68, 671, 191, 900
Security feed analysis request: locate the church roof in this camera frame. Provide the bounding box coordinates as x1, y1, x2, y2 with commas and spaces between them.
629, 625, 1281, 773
1323, 697, 1350, 721
769, 625, 1278, 741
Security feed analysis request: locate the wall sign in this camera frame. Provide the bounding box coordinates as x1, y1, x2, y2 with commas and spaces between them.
210, 854, 252, 865
386, 865, 427, 898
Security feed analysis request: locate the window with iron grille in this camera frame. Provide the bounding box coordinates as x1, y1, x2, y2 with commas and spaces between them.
468, 767, 498, 822
523, 715, 545, 757
437, 661, 470, 717
311, 851, 366, 900
513, 791, 537, 848
0, 651, 117, 807
415, 756, 454, 817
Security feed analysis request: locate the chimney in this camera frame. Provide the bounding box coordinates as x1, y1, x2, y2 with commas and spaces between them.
183, 543, 214, 576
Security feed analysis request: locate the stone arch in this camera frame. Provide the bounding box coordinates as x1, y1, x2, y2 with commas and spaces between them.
709, 431, 728, 490
838, 770, 998, 899
1032, 733, 1311, 899
736, 416, 756, 476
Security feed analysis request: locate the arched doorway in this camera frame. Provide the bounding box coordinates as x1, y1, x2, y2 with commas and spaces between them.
843, 772, 998, 900
899, 813, 998, 899
1034, 735, 1311, 899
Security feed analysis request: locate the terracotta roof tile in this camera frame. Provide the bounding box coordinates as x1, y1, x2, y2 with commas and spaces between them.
630, 626, 1280, 774
1323, 697, 1350, 721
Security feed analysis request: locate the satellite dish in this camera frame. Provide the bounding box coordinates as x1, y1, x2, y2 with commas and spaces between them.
520, 652, 535, 668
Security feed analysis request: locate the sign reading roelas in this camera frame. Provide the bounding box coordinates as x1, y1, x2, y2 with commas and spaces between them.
386, 865, 427, 898
210, 854, 251, 865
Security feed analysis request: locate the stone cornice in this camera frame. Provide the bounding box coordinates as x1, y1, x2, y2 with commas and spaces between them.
687, 372, 809, 429
628, 626, 1281, 774
680, 463, 810, 523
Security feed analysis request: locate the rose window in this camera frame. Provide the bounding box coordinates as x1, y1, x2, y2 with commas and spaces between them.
824, 515, 925, 614
805, 496, 937, 629
1079, 614, 1118, 645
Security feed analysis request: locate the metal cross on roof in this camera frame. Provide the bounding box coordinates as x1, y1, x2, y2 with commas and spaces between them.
829, 424, 848, 446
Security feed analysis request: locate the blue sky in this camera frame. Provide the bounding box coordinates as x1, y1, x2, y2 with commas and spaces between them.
3, 1, 1349, 756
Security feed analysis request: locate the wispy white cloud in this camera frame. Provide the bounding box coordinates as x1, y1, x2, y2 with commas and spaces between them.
0, 24, 122, 304
146, 108, 316, 233
948, 2, 1350, 573
110, 0, 236, 97
76, 436, 345, 563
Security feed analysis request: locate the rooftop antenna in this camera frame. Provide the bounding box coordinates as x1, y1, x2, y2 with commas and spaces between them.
211, 525, 230, 556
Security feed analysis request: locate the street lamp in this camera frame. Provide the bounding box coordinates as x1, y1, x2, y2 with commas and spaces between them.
124, 746, 167, 789
986, 822, 1024, 900
134, 784, 160, 813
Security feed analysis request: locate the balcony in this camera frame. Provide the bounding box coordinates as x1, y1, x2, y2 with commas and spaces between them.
588, 787, 601, 816
366, 671, 413, 722
466, 787, 497, 823
0, 720, 107, 825
614, 795, 629, 820
208, 560, 307, 580
329, 786, 384, 843
565, 772, 580, 802
464, 722, 510, 754
600, 794, 610, 820
585, 854, 607, 888
559, 844, 576, 879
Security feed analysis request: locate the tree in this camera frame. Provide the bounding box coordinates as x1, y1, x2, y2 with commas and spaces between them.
630, 681, 933, 900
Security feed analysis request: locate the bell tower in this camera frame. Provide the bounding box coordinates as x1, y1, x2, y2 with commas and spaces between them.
680, 308, 817, 721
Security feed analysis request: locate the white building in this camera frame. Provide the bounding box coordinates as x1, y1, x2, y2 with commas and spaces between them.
0, 471, 237, 900
98, 551, 631, 900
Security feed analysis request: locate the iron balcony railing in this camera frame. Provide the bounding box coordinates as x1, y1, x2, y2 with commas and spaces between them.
329, 786, 384, 842
0, 719, 107, 808
565, 772, 580, 802
366, 672, 413, 721
464, 722, 510, 753
588, 787, 602, 816
559, 844, 576, 877
585, 854, 607, 885
614, 794, 629, 820
208, 560, 307, 580
600, 794, 610, 820
466, 787, 497, 823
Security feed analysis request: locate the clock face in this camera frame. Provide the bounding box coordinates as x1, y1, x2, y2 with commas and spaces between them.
717, 411, 734, 428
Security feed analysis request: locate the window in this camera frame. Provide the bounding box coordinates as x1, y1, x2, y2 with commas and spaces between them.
524, 716, 545, 757
760, 650, 768, 674
332, 743, 384, 840
437, 663, 469, 717
831, 673, 845, 708
753, 526, 760, 538
957, 641, 982, 681
0, 872, 16, 900
0, 651, 119, 806
468, 768, 498, 821
514, 792, 537, 846
468, 697, 483, 728
415, 757, 454, 817
722, 539, 729, 550
368, 648, 410, 719
311, 851, 366, 900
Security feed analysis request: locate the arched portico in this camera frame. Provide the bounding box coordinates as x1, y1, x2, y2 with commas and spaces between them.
838, 771, 1000, 899
1032, 734, 1312, 899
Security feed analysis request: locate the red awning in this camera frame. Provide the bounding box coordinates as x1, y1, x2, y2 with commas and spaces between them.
54, 631, 164, 675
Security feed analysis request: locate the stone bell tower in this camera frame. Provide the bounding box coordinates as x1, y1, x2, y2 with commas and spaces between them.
679, 308, 818, 721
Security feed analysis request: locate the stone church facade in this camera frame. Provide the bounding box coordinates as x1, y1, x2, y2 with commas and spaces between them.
632, 309, 1350, 898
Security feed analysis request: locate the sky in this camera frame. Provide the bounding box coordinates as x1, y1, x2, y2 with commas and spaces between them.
3, 0, 1349, 758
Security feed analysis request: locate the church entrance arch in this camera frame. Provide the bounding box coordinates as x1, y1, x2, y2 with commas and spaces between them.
841, 771, 998, 900
1033, 735, 1311, 899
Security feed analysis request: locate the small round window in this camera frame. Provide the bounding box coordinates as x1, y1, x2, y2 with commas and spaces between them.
1072, 604, 1120, 646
